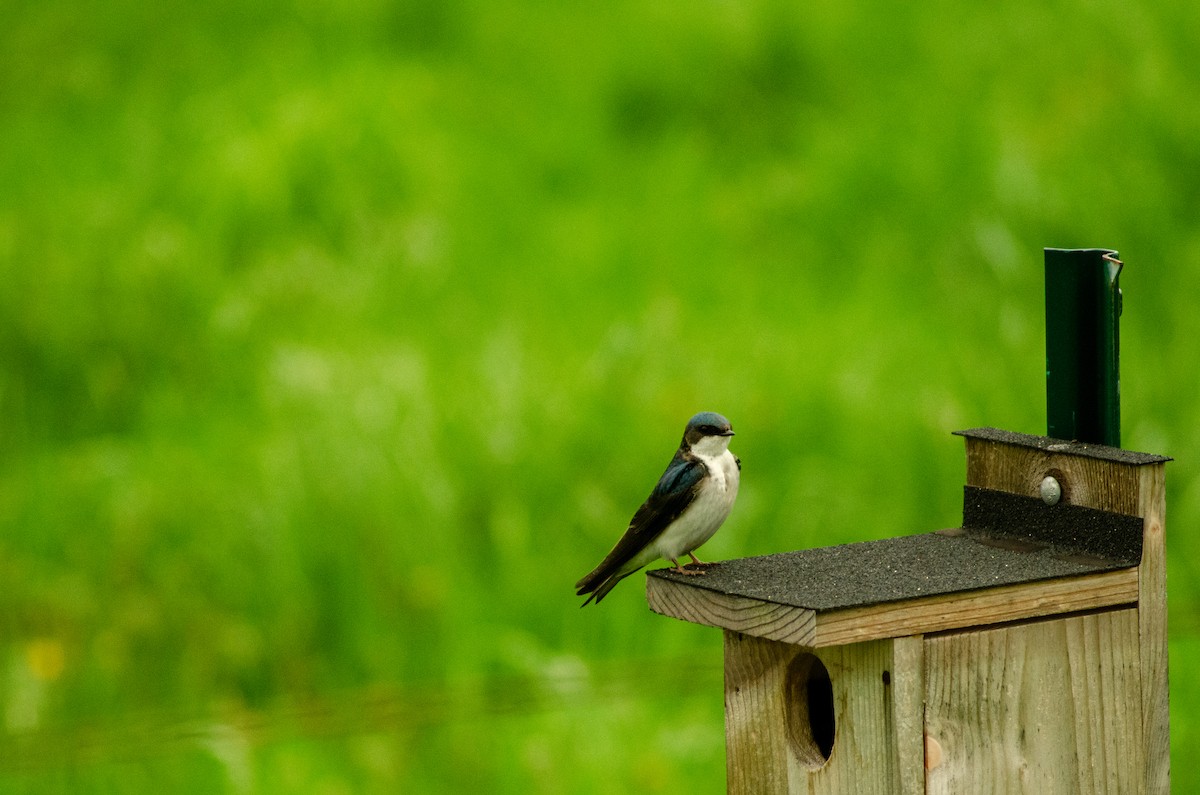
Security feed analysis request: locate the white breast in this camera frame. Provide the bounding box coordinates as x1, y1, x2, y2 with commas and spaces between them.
653, 449, 740, 562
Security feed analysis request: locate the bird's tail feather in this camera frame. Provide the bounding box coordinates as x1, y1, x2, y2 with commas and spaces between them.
577, 571, 628, 607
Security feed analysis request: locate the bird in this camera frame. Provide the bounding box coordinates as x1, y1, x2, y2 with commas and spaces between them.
576, 411, 741, 606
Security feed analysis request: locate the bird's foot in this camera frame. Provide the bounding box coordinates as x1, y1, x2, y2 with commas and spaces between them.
686, 553, 718, 569
670, 559, 708, 576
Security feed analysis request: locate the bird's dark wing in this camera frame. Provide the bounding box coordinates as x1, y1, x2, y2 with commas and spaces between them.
575, 452, 706, 599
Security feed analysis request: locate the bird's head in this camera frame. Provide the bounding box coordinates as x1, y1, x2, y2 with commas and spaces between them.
683, 411, 735, 456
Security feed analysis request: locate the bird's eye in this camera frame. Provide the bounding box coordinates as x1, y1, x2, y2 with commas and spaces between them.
699, 425, 715, 434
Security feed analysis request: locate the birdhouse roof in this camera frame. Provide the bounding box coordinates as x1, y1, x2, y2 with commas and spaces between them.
646, 428, 1167, 647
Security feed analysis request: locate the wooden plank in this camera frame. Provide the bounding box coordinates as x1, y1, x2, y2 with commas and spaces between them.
649, 567, 1139, 648
810, 568, 1139, 647
725, 630, 791, 795
724, 632, 908, 794
799, 640, 899, 794
1138, 464, 1169, 794
924, 608, 1143, 794
891, 635, 926, 795
962, 435, 1147, 516
651, 578, 817, 643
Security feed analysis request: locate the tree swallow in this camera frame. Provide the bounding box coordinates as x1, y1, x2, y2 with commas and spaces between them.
576, 411, 741, 606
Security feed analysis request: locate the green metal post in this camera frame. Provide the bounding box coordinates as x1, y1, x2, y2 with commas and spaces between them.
1044, 247, 1122, 446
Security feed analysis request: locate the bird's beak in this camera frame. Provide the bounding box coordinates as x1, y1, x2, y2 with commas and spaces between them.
721, 429, 735, 437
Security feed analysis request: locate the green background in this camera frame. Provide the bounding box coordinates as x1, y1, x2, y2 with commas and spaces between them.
2, 0, 1197, 791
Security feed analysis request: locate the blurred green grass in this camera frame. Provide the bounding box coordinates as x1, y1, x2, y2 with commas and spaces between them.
2, 0, 1198, 791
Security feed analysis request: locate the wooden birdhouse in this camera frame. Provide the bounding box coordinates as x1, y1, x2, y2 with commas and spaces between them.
645, 250, 1171, 793
647, 428, 1169, 794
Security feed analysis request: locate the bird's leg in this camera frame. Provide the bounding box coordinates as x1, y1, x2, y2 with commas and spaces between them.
686, 552, 717, 569
669, 558, 707, 576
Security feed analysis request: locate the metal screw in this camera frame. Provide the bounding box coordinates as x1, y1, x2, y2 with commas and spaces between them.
1040, 476, 1062, 506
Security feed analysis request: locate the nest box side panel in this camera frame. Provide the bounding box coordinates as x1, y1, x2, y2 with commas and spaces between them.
1138, 464, 1169, 795
923, 607, 1141, 795
723, 632, 924, 795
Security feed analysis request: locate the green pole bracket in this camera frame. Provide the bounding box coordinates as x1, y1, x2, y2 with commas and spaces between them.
1044, 247, 1123, 447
